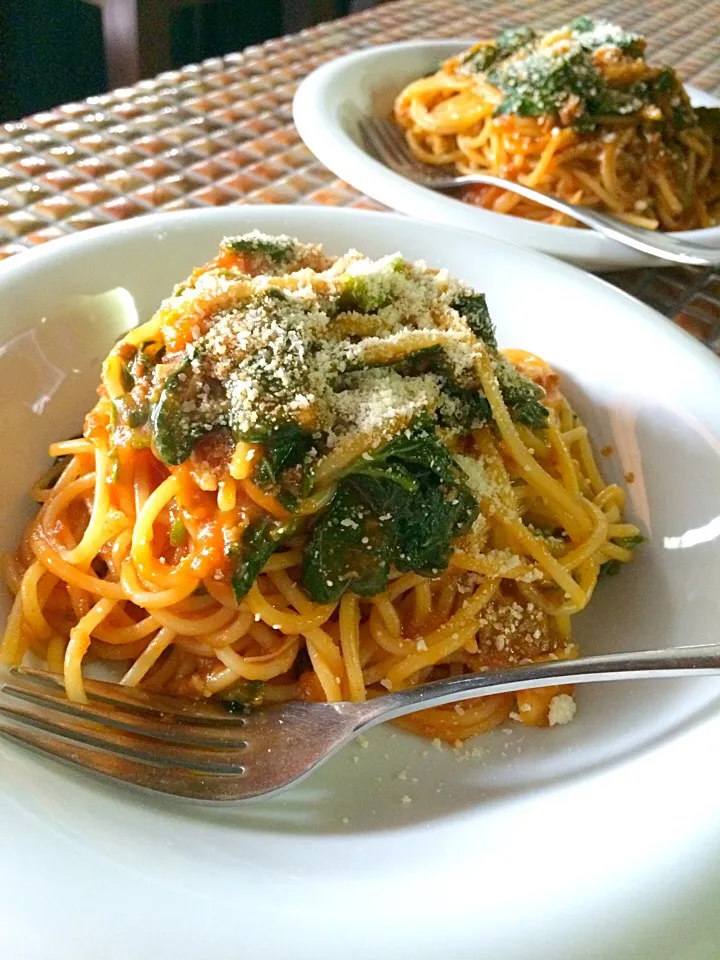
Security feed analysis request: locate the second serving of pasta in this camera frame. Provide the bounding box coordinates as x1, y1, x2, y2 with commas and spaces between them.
394, 18, 720, 230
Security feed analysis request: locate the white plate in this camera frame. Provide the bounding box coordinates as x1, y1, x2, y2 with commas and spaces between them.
293, 40, 720, 271
1, 207, 720, 960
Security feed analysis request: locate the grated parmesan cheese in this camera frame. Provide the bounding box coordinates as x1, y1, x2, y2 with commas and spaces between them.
548, 693, 577, 726
453, 453, 493, 502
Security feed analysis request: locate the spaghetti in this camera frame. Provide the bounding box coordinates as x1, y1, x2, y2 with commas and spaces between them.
394, 18, 720, 230
0, 232, 642, 741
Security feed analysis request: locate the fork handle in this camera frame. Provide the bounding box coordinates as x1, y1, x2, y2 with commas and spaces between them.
357, 645, 720, 728
449, 174, 720, 266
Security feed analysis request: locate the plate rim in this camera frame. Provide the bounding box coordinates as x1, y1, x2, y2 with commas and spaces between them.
0, 203, 717, 372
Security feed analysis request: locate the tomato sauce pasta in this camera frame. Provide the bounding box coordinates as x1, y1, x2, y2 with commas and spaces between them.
394, 18, 720, 230
1, 232, 642, 741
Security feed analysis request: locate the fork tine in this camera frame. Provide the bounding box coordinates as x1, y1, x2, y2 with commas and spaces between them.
376, 117, 417, 158
0, 669, 367, 803
359, 117, 457, 184
359, 116, 413, 172
0, 696, 246, 773
367, 118, 409, 162
357, 116, 389, 163
9, 667, 239, 724
2, 677, 249, 747
0, 714, 250, 802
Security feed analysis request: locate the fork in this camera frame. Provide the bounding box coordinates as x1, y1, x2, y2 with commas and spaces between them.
358, 116, 720, 267
1, 645, 720, 803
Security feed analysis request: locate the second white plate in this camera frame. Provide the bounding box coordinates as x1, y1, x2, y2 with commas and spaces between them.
293, 40, 720, 271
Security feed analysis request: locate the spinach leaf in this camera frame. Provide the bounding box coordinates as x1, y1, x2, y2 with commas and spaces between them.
395, 469, 478, 575
389, 344, 448, 377
491, 48, 600, 119
362, 345, 492, 432
350, 458, 419, 494
600, 533, 644, 578
568, 16, 595, 33
599, 559, 622, 578
368, 420, 479, 567
151, 356, 204, 465
496, 26, 536, 55
221, 680, 265, 714
225, 321, 314, 445
464, 19, 651, 129
460, 27, 535, 75
114, 394, 150, 429
393, 303, 546, 430
570, 18, 644, 57
615, 534, 645, 549
301, 419, 480, 602
440, 385, 493, 432
119, 361, 134, 393
494, 358, 548, 428
368, 417, 459, 484
451, 293, 497, 350
221, 234, 296, 263
126, 402, 150, 428
252, 423, 315, 497
151, 354, 228, 466
302, 479, 400, 603
460, 43, 498, 74
230, 516, 295, 603
338, 257, 404, 313
652, 68, 674, 95
486, 20, 652, 127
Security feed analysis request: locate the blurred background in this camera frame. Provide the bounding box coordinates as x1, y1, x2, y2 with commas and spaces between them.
0, 0, 378, 122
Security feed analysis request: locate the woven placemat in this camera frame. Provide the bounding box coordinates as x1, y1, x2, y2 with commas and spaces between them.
0, 0, 718, 349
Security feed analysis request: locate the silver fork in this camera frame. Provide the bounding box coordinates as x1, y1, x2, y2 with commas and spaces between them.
2, 645, 720, 803
358, 116, 720, 267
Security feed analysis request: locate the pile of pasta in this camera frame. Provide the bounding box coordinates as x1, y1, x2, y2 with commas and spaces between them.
394, 18, 720, 230
1, 233, 641, 741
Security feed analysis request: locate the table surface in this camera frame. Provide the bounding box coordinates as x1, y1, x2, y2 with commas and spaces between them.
1, 0, 719, 351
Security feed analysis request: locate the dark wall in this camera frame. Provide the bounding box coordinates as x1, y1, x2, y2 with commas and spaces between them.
0, 0, 284, 122
0, 0, 106, 121
172, 1, 284, 71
